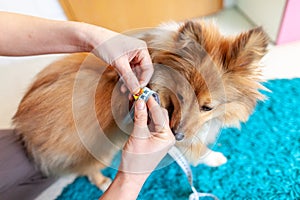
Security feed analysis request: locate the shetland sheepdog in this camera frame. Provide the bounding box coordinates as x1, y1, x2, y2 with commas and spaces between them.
13, 20, 268, 190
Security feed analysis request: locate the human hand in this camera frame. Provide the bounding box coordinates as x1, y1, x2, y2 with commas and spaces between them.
93, 31, 154, 94
119, 97, 175, 174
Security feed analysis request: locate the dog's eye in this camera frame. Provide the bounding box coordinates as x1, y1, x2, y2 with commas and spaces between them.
177, 93, 184, 102
201, 105, 213, 112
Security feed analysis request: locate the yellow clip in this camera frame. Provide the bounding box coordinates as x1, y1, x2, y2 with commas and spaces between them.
133, 88, 144, 101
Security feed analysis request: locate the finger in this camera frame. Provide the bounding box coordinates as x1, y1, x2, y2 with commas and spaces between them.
148, 106, 170, 133
133, 64, 142, 78
133, 100, 148, 128
149, 100, 170, 124
147, 97, 168, 132
119, 83, 134, 100
161, 109, 169, 124
113, 55, 141, 94
120, 83, 127, 93
137, 50, 154, 87
132, 100, 151, 138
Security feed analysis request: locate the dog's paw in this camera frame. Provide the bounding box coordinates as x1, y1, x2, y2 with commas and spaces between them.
199, 150, 227, 167
88, 173, 112, 191
97, 177, 112, 191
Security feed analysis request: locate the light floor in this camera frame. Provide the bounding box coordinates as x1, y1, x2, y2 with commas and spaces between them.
0, 4, 299, 200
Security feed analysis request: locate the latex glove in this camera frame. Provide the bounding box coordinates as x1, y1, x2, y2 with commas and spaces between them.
120, 97, 175, 174
94, 32, 154, 94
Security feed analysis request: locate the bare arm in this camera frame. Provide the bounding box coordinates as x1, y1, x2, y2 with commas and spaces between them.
0, 11, 110, 56
100, 172, 148, 200
0, 11, 153, 94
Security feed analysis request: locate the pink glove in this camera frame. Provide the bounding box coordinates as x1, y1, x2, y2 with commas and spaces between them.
120, 97, 175, 174
94, 33, 154, 94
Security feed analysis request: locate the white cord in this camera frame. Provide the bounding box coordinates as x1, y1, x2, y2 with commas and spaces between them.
169, 147, 219, 200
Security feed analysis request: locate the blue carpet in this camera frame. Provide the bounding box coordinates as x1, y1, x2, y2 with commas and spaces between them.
57, 78, 300, 200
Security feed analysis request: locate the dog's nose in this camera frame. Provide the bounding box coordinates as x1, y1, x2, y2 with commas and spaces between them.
174, 132, 185, 141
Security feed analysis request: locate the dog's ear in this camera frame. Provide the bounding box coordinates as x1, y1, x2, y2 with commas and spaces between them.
220, 27, 269, 127
225, 27, 269, 69
177, 21, 204, 45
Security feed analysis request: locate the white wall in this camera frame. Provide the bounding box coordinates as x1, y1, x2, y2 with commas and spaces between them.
236, 0, 286, 42
223, 0, 236, 8
0, 0, 66, 20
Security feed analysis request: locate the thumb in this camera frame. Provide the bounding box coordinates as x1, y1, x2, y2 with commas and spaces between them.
132, 100, 150, 138
134, 100, 148, 128
114, 57, 140, 94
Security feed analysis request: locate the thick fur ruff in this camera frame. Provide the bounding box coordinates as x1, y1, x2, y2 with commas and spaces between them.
13, 20, 268, 188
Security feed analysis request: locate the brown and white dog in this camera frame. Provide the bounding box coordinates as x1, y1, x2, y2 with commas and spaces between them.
13, 20, 268, 190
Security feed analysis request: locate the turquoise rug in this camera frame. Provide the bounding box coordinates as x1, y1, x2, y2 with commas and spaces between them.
57, 78, 300, 200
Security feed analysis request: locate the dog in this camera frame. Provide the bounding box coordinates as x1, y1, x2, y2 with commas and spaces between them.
13, 20, 268, 190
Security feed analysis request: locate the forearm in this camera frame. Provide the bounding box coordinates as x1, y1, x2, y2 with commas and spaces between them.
0, 11, 115, 56
100, 171, 149, 200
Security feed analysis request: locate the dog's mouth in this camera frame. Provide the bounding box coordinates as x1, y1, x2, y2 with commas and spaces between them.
167, 100, 185, 141
169, 105, 185, 141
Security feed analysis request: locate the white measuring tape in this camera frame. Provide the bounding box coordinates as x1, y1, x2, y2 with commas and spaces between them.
168, 146, 219, 200
124, 87, 219, 200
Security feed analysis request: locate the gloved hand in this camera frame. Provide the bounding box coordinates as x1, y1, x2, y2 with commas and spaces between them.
93, 31, 154, 94
120, 97, 175, 173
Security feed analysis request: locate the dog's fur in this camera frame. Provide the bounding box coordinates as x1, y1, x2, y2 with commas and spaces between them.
13, 20, 268, 190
